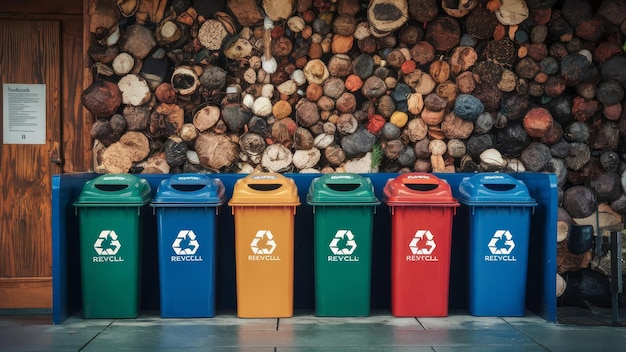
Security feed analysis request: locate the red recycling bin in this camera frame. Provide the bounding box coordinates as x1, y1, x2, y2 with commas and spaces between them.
383, 173, 459, 317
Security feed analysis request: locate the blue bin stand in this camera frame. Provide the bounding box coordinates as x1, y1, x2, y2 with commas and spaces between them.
457, 173, 537, 317
151, 174, 225, 318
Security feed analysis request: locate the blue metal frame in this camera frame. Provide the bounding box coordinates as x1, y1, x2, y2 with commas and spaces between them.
52, 172, 557, 323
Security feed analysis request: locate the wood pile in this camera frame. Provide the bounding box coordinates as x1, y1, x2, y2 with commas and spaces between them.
83, 0, 626, 298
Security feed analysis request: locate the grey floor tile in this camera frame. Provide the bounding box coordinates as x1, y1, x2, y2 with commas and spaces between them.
3, 311, 626, 351
278, 314, 422, 331
0, 315, 110, 352
278, 348, 433, 352
81, 324, 284, 351
418, 313, 510, 330
510, 325, 626, 352
433, 346, 548, 352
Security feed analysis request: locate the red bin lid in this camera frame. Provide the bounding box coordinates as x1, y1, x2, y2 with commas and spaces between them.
382, 173, 459, 207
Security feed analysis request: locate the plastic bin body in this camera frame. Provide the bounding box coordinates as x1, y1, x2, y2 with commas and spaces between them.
383, 173, 459, 317
228, 173, 300, 318
457, 173, 537, 317
74, 174, 151, 318
307, 173, 380, 317
151, 174, 225, 318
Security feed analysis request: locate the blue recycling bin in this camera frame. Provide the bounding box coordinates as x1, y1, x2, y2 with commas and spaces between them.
151, 174, 225, 318
457, 173, 537, 316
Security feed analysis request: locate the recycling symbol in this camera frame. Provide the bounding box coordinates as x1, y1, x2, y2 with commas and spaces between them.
94, 230, 121, 255
172, 230, 200, 255
409, 230, 436, 255
250, 230, 277, 254
488, 230, 516, 255
329, 230, 357, 255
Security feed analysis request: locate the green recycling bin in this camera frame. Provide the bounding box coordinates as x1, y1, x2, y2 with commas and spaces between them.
307, 173, 380, 316
74, 174, 151, 318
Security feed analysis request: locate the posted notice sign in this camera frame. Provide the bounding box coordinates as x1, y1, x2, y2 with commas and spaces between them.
3, 84, 46, 144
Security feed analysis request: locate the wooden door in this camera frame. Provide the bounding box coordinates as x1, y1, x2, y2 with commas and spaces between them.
0, 20, 62, 309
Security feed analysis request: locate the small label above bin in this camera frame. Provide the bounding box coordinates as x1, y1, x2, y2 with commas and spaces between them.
228, 173, 300, 207
457, 173, 537, 207
151, 174, 225, 207
306, 173, 380, 206
74, 173, 151, 206
382, 173, 459, 207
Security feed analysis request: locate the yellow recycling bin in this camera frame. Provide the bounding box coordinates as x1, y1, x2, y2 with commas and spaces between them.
228, 173, 300, 318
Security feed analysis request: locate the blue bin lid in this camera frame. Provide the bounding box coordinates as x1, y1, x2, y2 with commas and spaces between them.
74, 173, 151, 206
457, 173, 537, 206
307, 173, 380, 206
151, 174, 225, 207
382, 173, 459, 207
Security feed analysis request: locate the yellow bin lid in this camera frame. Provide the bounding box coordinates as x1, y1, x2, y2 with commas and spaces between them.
228, 173, 300, 207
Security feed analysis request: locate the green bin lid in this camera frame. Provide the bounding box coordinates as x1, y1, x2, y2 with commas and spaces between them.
151, 174, 225, 207
457, 173, 537, 206
228, 173, 300, 206
306, 173, 380, 205
382, 173, 459, 207
74, 173, 151, 206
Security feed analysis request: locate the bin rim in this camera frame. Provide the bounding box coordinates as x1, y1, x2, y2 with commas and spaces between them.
73, 173, 151, 206
150, 202, 225, 208
150, 174, 226, 206
458, 199, 538, 207
456, 173, 537, 206
382, 173, 460, 206
384, 200, 460, 207
227, 172, 300, 206
306, 173, 380, 205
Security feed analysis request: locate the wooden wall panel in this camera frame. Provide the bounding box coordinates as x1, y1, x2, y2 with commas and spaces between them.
0, 0, 82, 16
0, 0, 86, 309
0, 20, 62, 308
62, 18, 91, 173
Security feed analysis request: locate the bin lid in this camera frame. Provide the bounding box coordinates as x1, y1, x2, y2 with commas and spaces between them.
306, 173, 380, 206
74, 173, 151, 206
457, 173, 537, 206
151, 174, 225, 207
228, 173, 300, 206
382, 173, 459, 207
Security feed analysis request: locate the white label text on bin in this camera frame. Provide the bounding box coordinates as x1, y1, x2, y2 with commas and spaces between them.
406, 230, 438, 262
171, 230, 203, 262
328, 230, 359, 262
171, 255, 203, 262
249, 230, 281, 261
485, 230, 517, 262
93, 230, 125, 263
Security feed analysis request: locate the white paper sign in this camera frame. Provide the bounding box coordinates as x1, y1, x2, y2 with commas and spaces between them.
3, 83, 46, 144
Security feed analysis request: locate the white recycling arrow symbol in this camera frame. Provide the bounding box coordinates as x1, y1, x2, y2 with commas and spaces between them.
94, 230, 121, 255
409, 230, 436, 255
172, 230, 200, 255
329, 230, 357, 255
250, 230, 277, 254
488, 230, 516, 255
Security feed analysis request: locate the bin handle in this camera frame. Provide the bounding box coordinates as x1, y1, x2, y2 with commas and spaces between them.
322, 174, 361, 184
476, 175, 521, 192
167, 175, 216, 185
399, 174, 444, 191
94, 184, 129, 191
243, 174, 289, 191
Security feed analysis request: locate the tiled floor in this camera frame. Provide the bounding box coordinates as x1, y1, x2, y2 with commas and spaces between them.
1, 309, 626, 352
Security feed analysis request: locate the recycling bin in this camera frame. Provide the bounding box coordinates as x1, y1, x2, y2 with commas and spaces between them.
228, 173, 300, 318
151, 174, 225, 318
307, 173, 380, 316
74, 173, 151, 318
457, 173, 537, 316
382, 173, 459, 317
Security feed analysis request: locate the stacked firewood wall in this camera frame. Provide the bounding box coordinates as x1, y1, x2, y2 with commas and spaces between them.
82, 0, 626, 298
